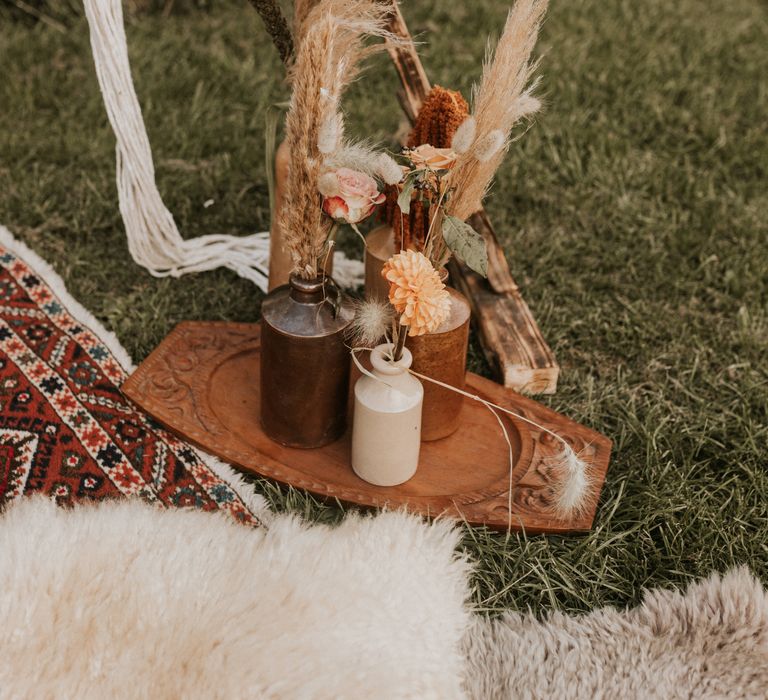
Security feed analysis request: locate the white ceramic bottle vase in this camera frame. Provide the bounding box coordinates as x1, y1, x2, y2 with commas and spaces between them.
351, 344, 424, 486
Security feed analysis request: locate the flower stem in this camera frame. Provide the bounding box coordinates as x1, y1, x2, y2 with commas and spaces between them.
393, 324, 408, 362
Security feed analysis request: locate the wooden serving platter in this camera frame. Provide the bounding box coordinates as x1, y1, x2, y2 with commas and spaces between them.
122, 322, 611, 533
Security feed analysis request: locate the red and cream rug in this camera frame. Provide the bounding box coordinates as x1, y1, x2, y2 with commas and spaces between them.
0, 226, 266, 526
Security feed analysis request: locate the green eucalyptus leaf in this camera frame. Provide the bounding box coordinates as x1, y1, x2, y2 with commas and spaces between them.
442, 214, 488, 277
397, 175, 416, 215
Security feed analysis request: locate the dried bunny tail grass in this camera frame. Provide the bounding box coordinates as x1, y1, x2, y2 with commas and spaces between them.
324, 141, 382, 176
280, 0, 394, 277
509, 81, 543, 121
317, 112, 344, 155
375, 153, 404, 185
473, 129, 505, 163
346, 298, 394, 347
451, 117, 476, 155
317, 172, 340, 197
446, 0, 547, 220
551, 445, 595, 519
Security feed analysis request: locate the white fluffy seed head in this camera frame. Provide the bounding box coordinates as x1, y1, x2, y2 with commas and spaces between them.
326, 143, 380, 176
347, 299, 394, 347
317, 171, 340, 197
511, 94, 541, 120
473, 130, 506, 163
317, 114, 343, 155
375, 153, 404, 185
552, 444, 593, 519
451, 116, 477, 155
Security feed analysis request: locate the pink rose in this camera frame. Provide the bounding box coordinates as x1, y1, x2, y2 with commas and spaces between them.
320, 168, 385, 224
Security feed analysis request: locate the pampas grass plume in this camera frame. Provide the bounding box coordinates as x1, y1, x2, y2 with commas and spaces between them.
552, 445, 593, 519
347, 299, 394, 347
375, 153, 404, 185
451, 117, 477, 155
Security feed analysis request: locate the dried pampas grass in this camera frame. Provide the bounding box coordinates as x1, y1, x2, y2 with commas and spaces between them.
293, 0, 321, 49
446, 0, 547, 221
280, 0, 394, 278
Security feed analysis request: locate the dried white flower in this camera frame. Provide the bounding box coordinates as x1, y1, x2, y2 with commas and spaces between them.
473, 129, 506, 163
347, 299, 394, 347
375, 153, 404, 185
451, 116, 477, 154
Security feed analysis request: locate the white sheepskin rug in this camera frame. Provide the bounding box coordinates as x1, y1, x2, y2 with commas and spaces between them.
463, 567, 768, 699
1, 497, 767, 699
0, 498, 471, 699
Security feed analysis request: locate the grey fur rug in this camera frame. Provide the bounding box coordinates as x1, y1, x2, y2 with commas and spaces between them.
463, 567, 768, 699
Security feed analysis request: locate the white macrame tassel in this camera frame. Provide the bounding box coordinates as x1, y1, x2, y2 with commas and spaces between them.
82, 0, 362, 292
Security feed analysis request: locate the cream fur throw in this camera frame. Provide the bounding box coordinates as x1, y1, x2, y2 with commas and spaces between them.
463, 567, 768, 699
1, 497, 767, 698
0, 498, 470, 699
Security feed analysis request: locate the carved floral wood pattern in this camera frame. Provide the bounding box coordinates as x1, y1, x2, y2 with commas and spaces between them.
123, 323, 611, 533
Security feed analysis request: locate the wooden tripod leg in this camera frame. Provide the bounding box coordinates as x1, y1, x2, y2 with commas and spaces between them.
385, 2, 559, 394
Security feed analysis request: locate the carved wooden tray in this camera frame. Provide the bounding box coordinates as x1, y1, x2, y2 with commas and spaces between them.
122, 322, 611, 533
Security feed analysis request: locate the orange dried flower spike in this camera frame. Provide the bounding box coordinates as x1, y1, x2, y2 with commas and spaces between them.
384, 86, 470, 251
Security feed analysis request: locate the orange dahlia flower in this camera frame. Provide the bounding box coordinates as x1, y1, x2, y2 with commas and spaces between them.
381, 251, 451, 336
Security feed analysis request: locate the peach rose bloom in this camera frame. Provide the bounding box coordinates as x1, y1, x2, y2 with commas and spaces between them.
408, 144, 458, 171
382, 250, 451, 336
320, 168, 385, 224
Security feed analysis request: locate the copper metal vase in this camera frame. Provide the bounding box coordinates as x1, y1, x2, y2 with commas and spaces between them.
409, 287, 471, 442
260, 274, 354, 448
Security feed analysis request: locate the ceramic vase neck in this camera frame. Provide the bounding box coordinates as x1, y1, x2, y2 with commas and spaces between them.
370, 344, 413, 378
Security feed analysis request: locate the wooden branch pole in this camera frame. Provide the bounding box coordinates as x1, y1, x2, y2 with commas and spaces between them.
384, 3, 559, 394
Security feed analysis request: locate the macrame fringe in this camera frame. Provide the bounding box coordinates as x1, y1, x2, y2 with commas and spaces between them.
82, 0, 363, 293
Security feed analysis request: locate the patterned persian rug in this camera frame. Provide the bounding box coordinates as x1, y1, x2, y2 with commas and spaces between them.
0, 226, 266, 525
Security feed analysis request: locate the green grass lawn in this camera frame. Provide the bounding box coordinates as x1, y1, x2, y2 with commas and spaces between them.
1, 0, 766, 615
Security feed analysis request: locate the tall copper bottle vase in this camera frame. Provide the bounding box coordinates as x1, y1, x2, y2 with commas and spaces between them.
364, 225, 471, 442
261, 274, 354, 448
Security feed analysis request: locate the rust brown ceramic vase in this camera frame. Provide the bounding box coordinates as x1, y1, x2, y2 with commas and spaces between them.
409, 287, 471, 442
260, 274, 355, 448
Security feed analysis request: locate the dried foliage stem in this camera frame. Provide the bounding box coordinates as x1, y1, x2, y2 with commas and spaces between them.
279, 0, 394, 278
446, 0, 547, 221
392, 324, 408, 362
246, 0, 294, 65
